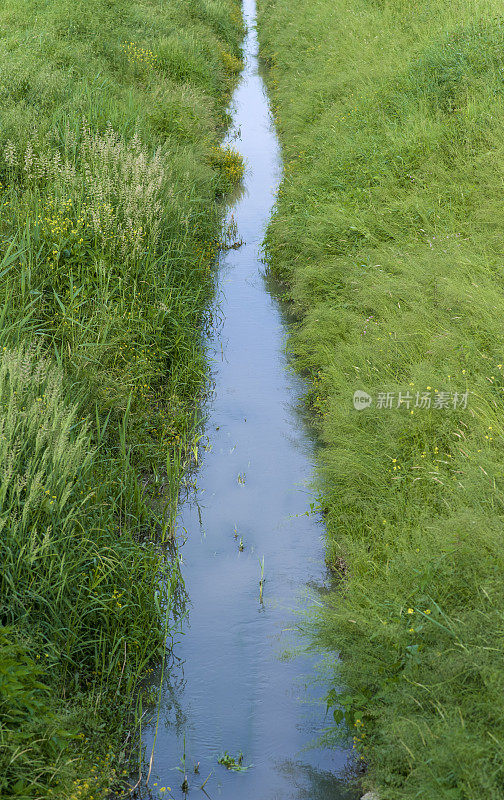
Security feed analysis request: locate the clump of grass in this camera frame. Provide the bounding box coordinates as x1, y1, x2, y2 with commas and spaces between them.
0, 343, 175, 797
259, 0, 504, 797
0, 628, 71, 798
219, 46, 243, 76
209, 145, 245, 195
122, 41, 159, 70
0, 344, 169, 678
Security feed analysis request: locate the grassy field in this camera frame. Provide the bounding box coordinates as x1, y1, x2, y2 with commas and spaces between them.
258, 0, 504, 797
0, 0, 242, 797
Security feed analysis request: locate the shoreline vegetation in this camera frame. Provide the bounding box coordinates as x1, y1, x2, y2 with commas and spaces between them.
0, 0, 243, 797
258, 0, 504, 798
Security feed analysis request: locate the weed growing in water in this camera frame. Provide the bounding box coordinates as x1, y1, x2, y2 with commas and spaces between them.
259, 556, 265, 603
217, 751, 253, 772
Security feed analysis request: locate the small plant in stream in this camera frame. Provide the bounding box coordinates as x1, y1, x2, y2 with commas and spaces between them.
175, 734, 189, 793
217, 751, 253, 772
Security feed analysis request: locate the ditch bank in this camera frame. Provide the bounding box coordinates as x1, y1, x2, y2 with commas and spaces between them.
0, 0, 243, 797
258, 0, 504, 798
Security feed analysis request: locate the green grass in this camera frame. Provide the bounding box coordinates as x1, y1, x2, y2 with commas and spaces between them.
0, 0, 243, 797
258, 1, 504, 797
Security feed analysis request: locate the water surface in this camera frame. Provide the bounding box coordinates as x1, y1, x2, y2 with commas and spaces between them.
143, 3, 357, 798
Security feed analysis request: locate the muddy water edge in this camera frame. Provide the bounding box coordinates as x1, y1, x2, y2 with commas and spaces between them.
140, 3, 359, 799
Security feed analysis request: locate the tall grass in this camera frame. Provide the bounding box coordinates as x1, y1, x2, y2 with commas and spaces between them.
258, 1, 504, 797
0, 0, 243, 797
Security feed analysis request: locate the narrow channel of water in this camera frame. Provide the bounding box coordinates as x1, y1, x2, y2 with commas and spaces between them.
143, 3, 358, 798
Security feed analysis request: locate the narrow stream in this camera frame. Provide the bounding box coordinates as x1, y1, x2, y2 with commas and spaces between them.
143, 3, 357, 798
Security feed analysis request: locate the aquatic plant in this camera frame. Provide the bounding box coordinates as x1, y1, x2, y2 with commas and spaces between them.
259, 556, 265, 603
217, 751, 253, 771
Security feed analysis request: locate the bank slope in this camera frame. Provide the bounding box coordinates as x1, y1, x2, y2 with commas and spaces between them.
258, 1, 504, 798
0, 0, 242, 797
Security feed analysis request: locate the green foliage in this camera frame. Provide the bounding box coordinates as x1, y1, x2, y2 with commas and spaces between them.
258, 0, 504, 797
217, 751, 252, 771
0, 628, 72, 798
0, 0, 243, 796
0, 344, 169, 684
